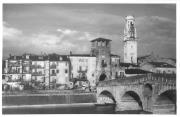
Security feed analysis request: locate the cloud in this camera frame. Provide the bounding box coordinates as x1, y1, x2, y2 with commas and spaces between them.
3, 14, 176, 59
31, 33, 60, 46
3, 24, 100, 57
3, 22, 22, 39
57, 28, 77, 35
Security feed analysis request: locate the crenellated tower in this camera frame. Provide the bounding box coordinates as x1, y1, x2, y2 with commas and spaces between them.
90, 38, 111, 81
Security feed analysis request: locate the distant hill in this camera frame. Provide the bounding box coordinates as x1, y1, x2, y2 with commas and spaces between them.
138, 54, 176, 67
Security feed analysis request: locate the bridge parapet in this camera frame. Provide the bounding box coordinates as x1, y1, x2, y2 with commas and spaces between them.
97, 73, 176, 87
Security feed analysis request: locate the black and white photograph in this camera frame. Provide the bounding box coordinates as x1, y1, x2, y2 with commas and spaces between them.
1, 0, 178, 115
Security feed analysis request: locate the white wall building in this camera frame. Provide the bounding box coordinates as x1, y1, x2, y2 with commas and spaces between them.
69, 54, 97, 87
140, 62, 176, 74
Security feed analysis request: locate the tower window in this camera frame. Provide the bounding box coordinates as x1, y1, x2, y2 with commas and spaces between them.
79, 66, 82, 71
101, 60, 107, 67
26, 55, 29, 59
131, 57, 133, 63
98, 42, 101, 46
102, 42, 105, 46
65, 69, 68, 73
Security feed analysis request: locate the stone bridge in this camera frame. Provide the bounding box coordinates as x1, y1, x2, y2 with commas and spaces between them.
96, 74, 176, 114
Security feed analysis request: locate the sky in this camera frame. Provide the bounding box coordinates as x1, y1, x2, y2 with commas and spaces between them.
3, 4, 176, 59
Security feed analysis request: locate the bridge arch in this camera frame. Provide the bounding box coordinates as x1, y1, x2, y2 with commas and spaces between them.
120, 90, 143, 110
156, 89, 176, 104
97, 90, 116, 104
154, 89, 176, 114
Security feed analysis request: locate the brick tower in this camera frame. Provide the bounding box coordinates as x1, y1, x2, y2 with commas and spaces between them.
90, 38, 112, 81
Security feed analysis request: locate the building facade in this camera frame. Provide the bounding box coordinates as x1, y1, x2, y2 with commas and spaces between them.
69, 54, 97, 87
2, 54, 70, 90
140, 62, 176, 74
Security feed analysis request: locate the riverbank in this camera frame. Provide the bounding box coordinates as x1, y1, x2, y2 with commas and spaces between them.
2, 92, 97, 106
3, 103, 96, 109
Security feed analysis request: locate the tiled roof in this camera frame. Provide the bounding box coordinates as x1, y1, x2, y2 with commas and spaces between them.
90, 37, 112, 42
125, 69, 151, 74
30, 55, 47, 61
111, 54, 120, 57
148, 62, 175, 68
8, 55, 22, 60
120, 62, 139, 67
70, 54, 95, 57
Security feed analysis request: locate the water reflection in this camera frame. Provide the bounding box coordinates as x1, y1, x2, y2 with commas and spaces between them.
3, 104, 151, 114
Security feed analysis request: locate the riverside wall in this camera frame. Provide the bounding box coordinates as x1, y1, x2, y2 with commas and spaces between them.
2, 92, 96, 106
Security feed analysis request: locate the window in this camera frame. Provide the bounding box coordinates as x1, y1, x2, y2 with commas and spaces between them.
102, 42, 106, 46
98, 41, 101, 46
57, 70, 59, 73
115, 72, 118, 78
92, 73, 94, 77
101, 60, 107, 67
79, 66, 82, 71
65, 69, 68, 73
106, 42, 109, 46
52, 70, 55, 74
26, 55, 29, 59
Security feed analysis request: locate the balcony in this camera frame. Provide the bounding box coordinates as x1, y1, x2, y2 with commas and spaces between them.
8, 63, 21, 67
78, 69, 87, 73
7, 78, 21, 82
23, 63, 30, 66
31, 65, 44, 69
23, 70, 31, 74
32, 72, 44, 76
8, 70, 21, 74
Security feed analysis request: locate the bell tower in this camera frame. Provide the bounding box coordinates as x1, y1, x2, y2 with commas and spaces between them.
123, 15, 137, 64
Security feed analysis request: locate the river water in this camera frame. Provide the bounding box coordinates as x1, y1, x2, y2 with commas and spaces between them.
2, 104, 150, 114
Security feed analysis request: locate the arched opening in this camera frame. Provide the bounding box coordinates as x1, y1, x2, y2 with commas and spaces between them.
154, 90, 176, 114
143, 83, 153, 97
121, 91, 143, 111
98, 90, 116, 104
99, 73, 107, 81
